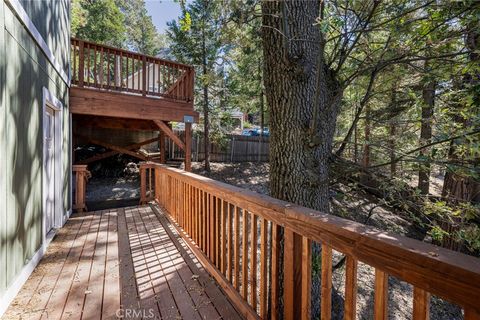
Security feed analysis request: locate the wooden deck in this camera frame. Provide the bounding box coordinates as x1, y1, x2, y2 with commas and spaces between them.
2, 205, 241, 320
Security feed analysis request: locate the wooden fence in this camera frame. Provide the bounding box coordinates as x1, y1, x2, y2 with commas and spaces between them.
167, 133, 269, 162
140, 162, 480, 320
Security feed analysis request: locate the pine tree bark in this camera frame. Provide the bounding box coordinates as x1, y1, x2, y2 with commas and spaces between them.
262, 1, 341, 212
262, 1, 342, 318
418, 74, 435, 195
442, 20, 479, 202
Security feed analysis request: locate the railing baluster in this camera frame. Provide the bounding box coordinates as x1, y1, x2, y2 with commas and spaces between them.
284, 228, 295, 320
271, 223, 280, 320
260, 217, 268, 319
142, 55, 147, 96
206, 193, 211, 258
344, 255, 358, 320
107, 49, 110, 88
227, 203, 232, 282
412, 287, 429, 320
321, 244, 332, 320
374, 269, 389, 320
242, 209, 249, 299
152, 60, 156, 95
93, 46, 97, 87
86, 43, 90, 85
210, 194, 215, 262
73, 41, 77, 83
221, 198, 227, 275
131, 55, 135, 91
234, 207, 241, 290
203, 191, 207, 252
250, 213, 258, 309
188, 184, 191, 233
215, 197, 220, 268
100, 47, 104, 88
120, 51, 124, 89
113, 52, 118, 89
198, 189, 202, 248
301, 237, 311, 320
78, 40, 84, 86
124, 54, 128, 91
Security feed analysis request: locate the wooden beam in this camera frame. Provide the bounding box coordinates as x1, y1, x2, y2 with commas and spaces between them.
159, 131, 166, 164
75, 134, 147, 161
73, 115, 158, 131
185, 122, 192, 171
284, 229, 302, 320
77, 137, 158, 164
70, 87, 199, 122
153, 120, 185, 151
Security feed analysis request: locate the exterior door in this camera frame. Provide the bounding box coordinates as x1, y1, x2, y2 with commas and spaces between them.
44, 107, 56, 233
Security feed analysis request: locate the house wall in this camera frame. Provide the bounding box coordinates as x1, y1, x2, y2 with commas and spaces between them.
0, 0, 70, 314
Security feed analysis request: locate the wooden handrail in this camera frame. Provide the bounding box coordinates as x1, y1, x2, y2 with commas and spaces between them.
73, 164, 90, 212
139, 163, 156, 204
70, 38, 194, 103
141, 163, 480, 320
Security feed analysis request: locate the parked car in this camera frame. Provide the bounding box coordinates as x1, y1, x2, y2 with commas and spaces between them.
241, 129, 254, 136
252, 128, 270, 137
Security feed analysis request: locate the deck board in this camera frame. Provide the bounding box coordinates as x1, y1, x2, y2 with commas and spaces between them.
2, 205, 241, 320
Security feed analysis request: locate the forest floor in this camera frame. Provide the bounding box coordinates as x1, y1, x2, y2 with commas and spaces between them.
191, 161, 463, 320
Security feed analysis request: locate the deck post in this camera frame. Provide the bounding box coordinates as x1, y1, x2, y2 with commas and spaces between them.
159, 131, 166, 164
140, 163, 147, 204
139, 162, 156, 204
73, 164, 89, 212
142, 55, 147, 96
185, 122, 192, 171
78, 40, 85, 87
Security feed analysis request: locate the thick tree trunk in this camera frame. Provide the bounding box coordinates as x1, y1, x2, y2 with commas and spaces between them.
418, 77, 435, 194
262, 1, 340, 212
442, 21, 479, 203
262, 2, 342, 318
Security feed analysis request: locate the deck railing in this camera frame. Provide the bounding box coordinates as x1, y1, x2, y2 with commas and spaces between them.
71, 38, 194, 103
140, 163, 480, 320
73, 164, 90, 212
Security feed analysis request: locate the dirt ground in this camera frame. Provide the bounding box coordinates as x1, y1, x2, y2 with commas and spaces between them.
191, 161, 463, 320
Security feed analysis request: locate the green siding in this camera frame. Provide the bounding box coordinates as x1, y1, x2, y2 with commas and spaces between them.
18, 0, 70, 74
0, 0, 70, 299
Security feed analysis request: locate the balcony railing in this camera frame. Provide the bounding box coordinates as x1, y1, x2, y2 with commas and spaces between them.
140, 162, 480, 320
71, 38, 194, 103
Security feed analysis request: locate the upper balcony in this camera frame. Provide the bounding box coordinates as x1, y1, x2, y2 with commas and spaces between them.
69, 38, 198, 122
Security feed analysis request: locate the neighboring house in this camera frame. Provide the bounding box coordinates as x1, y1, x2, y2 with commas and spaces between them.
230, 110, 245, 130
0, 0, 71, 316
